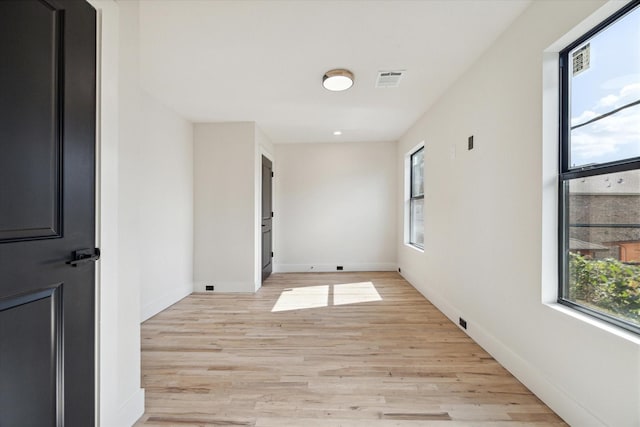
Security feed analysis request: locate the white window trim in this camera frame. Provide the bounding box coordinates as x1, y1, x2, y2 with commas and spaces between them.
541, 0, 640, 344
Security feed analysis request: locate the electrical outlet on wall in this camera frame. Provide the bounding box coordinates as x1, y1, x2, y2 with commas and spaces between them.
459, 317, 467, 329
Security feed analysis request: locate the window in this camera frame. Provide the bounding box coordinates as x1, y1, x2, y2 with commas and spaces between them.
559, 1, 640, 334
410, 147, 424, 249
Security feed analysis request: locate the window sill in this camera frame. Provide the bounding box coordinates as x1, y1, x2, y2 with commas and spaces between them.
404, 243, 424, 253
543, 302, 640, 346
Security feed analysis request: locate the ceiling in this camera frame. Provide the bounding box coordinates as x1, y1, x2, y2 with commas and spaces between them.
139, 0, 531, 144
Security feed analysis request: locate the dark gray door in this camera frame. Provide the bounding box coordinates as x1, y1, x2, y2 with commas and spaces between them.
0, 0, 97, 425
261, 156, 273, 282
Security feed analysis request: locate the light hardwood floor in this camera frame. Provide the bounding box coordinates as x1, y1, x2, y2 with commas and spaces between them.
135, 272, 566, 426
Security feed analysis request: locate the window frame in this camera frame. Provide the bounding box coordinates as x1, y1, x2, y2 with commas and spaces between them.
409, 146, 424, 250
558, 0, 640, 335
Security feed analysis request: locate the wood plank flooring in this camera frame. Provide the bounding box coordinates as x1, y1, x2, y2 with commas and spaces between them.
135, 272, 566, 426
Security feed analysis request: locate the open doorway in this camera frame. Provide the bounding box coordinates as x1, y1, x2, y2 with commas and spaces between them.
261, 155, 273, 282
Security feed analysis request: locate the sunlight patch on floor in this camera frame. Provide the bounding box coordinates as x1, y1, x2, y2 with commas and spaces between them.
271, 285, 329, 312
271, 282, 382, 312
334, 282, 382, 306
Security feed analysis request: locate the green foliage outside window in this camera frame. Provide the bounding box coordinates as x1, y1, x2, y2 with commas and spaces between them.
568, 252, 640, 326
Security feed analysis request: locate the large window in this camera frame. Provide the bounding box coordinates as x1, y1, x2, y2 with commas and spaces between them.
410, 147, 424, 249
559, 1, 640, 334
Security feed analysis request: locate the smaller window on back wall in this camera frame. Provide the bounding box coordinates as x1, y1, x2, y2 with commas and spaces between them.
558, 1, 640, 334
410, 147, 424, 249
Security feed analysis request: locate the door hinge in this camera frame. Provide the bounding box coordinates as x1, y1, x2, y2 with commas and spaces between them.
271, 251, 274, 258
271, 212, 274, 218
271, 171, 274, 178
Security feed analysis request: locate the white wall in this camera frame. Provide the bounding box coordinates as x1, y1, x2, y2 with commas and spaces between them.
396, 1, 640, 426
275, 141, 397, 272
193, 122, 257, 292
139, 92, 194, 321
115, 1, 146, 425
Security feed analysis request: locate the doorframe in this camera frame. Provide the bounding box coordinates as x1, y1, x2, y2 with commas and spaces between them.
88, 0, 145, 425
92, 3, 103, 423
255, 146, 275, 291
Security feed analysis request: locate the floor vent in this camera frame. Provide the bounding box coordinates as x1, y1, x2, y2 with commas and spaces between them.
382, 412, 451, 420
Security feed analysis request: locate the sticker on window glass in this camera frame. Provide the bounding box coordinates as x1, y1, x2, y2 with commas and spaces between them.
572, 43, 590, 76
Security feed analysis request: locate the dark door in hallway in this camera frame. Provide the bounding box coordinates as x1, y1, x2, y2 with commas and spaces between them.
0, 0, 97, 425
261, 156, 273, 282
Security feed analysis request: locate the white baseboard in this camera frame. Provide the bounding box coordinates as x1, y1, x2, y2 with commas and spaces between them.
399, 269, 604, 427
274, 262, 397, 273
141, 283, 192, 322
468, 320, 604, 427
117, 388, 145, 427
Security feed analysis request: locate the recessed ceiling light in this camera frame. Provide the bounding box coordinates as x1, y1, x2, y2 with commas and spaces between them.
333, 130, 342, 136
323, 69, 354, 91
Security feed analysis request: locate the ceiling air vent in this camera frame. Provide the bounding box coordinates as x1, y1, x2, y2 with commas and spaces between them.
375, 70, 405, 88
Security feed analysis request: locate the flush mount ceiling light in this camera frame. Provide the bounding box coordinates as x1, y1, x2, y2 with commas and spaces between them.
322, 69, 354, 91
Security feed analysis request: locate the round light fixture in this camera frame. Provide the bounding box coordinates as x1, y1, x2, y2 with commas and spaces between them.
322, 69, 354, 91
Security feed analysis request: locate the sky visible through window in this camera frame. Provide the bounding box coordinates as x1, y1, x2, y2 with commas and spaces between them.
569, 5, 640, 168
